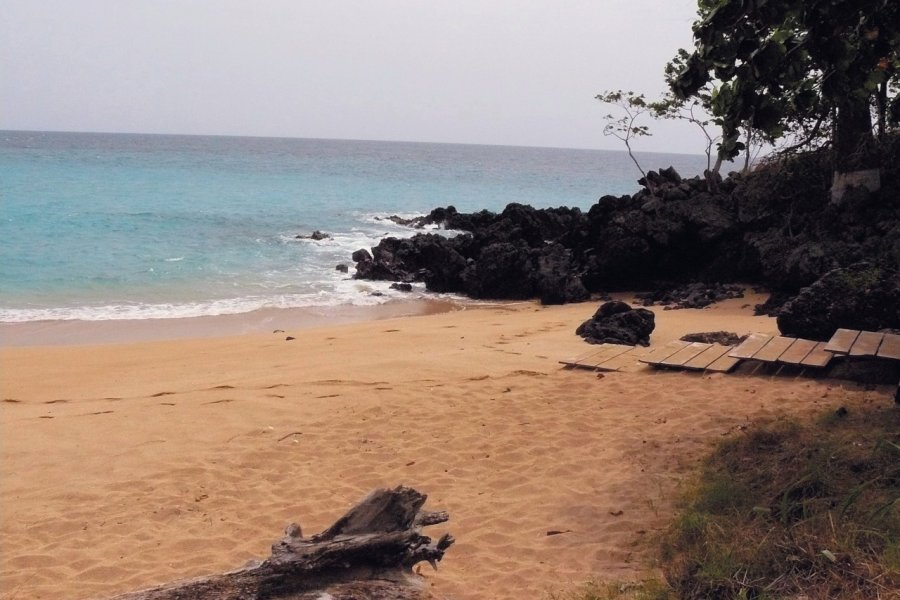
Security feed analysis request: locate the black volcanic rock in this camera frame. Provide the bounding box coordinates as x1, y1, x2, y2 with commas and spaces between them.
349, 137, 900, 318
681, 331, 746, 345
297, 230, 331, 241
461, 242, 535, 299
635, 282, 744, 309
776, 262, 900, 340
536, 243, 588, 305
575, 301, 655, 346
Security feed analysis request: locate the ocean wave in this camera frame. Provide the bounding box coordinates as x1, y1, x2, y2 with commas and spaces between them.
0, 282, 436, 323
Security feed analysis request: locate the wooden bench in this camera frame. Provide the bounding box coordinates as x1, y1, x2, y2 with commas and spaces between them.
728, 334, 836, 368
559, 343, 644, 372
639, 340, 741, 373
825, 328, 900, 360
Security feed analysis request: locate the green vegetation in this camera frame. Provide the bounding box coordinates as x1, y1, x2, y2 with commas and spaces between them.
661, 406, 899, 599
552, 405, 899, 600
546, 578, 672, 600
672, 0, 899, 199
599, 1, 899, 200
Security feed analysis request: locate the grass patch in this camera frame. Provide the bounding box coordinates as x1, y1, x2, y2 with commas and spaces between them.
660, 405, 899, 599
546, 579, 672, 600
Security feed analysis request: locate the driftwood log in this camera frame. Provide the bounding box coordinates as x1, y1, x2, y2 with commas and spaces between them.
107, 486, 454, 600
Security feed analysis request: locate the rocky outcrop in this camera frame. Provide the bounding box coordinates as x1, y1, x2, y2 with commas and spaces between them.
776, 263, 900, 340
575, 301, 655, 346
350, 138, 900, 309
680, 331, 746, 345
634, 282, 745, 309
297, 230, 331, 241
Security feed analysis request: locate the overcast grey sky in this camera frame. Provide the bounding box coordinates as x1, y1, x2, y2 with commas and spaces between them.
1, 0, 705, 153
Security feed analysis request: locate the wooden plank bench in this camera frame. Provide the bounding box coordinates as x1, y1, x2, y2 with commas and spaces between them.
729, 333, 773, 359
638, 341, 691, 365
684, 343, 741, 373
594, 346, 650, 372
728, 333, 836, 368
800, 342, 834, 368
682, 344, 733, 370
559, 343, 636, 371
878, 333, 900, 361
640, 341, 741, 373
660, 342, 711, 367
824, 328, 860, 354
849, 331, 885, 357
753, 336, 797, 362
777, 338, 818, 365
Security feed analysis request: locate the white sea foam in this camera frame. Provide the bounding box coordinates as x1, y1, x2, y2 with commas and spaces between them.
0, 281, 433, 323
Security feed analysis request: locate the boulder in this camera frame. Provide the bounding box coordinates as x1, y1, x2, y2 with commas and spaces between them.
575, 301, 655, 346
296, 230, 331, 241
776, 262, 900, 340
390, 282, 413, 292
335, 263, 349, 273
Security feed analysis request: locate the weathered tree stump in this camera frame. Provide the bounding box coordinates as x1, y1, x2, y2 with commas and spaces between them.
107, 486, 454, 600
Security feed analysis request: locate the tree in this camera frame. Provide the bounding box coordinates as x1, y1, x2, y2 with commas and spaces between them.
595, 90, 653, 182
672, 0, 900, 202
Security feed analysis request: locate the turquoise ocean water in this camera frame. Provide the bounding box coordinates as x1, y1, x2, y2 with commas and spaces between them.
1, 131, 706, 322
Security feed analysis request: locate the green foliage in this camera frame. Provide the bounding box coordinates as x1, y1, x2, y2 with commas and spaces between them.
672, 0, 900, 162
546, 579, 673, 600
595, 90, 654, 180
660, 407, 900, 599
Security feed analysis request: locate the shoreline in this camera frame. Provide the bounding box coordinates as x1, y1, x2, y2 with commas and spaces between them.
0, 297, 461, 347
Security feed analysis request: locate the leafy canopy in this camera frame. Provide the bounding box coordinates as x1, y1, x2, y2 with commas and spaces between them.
672, 0, 900, 159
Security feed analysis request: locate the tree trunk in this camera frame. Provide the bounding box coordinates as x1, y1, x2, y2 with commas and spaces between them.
105, 486, 454, 600
831, 94, 880, 203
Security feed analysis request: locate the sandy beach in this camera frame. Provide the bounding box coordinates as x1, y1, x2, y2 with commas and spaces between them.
1, 295, 892, 600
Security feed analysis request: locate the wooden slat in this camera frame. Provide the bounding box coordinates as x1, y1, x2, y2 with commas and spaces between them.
682, 344, 733, 370
559, 347, 606, 367
638, 341, 691, 365
681, 344, 730, 370
800, 342, 835, 368
661, 342, 711, 367
752, 336, 797, 362
824, 328, 860, 354
705, 353, 742, 373
585, 344, 635, 368
595, 347, 648, 372
849, 331, 885, 357
877, 333, 900, 361
729, 333, 773, 359
777, 338, 818, 365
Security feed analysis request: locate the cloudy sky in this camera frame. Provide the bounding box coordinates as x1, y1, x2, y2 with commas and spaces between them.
1, 1, 705, 153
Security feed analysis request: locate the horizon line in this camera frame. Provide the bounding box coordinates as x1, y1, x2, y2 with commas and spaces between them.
0, 127, 705, 158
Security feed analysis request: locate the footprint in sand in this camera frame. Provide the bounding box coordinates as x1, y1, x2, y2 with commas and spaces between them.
2, 398, 22, 403
44, 399, 69, 404
203, 398, 235, 405
150, 391, 175, 397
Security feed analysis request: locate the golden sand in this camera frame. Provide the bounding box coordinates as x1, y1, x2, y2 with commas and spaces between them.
1, 296, 890, 599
